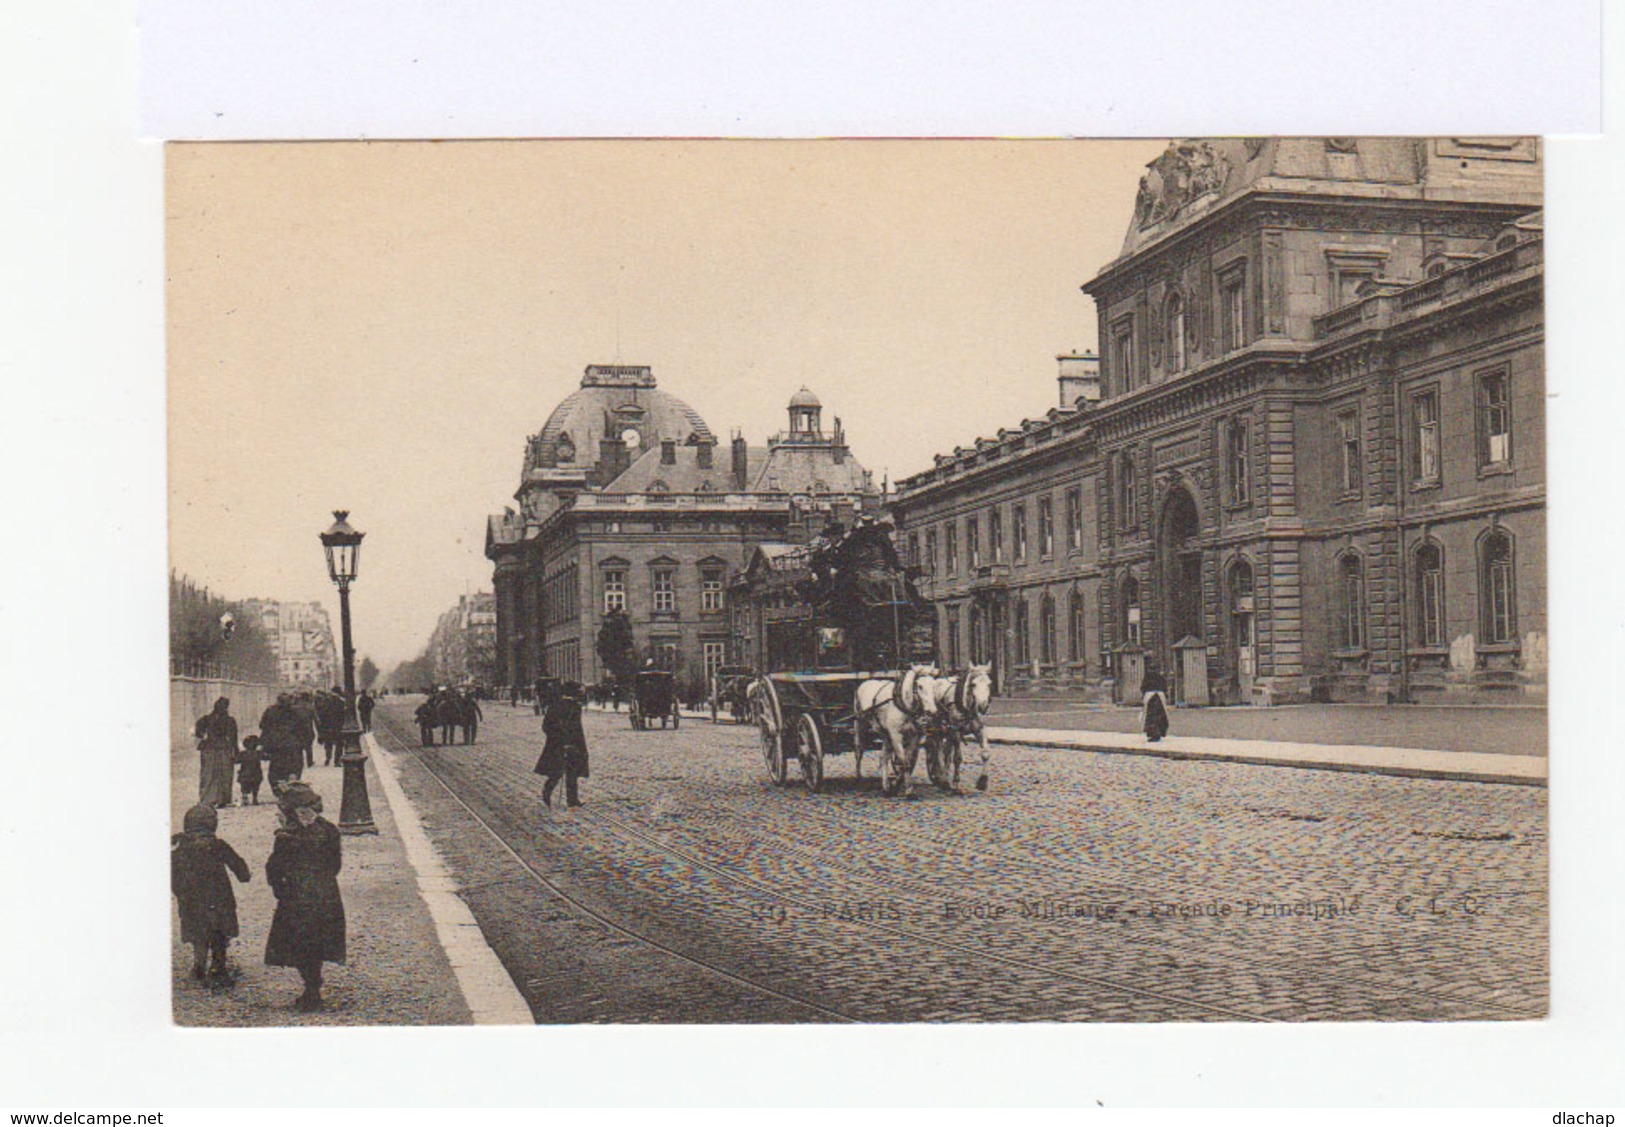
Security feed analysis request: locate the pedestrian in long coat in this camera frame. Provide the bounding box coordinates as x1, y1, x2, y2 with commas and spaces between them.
356, 690, 375, 732
534, 682, 589, 808
194, 697, 239, 808
1141, 664, 1171, 743
259, 694, 306, 794
314, 689, 346, 765
292, 692, 319, 768
264, 782, 345, 1012
171, 803, 251, 984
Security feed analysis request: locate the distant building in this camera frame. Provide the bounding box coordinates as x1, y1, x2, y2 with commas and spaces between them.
240, 599, 338, 688
486, 364, 880, 692
894, 138, 1544, 705
428, 592, 498, 685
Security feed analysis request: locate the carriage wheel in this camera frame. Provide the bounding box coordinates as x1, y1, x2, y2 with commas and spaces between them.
796, 713, 824, 794
752, 682, 787, 786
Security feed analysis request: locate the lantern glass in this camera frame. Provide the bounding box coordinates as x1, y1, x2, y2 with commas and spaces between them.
319, 510, 365, 585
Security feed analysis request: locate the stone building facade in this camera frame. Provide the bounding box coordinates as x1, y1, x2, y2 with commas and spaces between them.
427, 592, 498, 685
894, 138, 1544, 705
487, 365, 879, 695
240, 599, 338, 688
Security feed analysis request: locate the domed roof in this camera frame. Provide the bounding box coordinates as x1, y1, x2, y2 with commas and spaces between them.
525, 365, 713, 476
789, 386, 822, 409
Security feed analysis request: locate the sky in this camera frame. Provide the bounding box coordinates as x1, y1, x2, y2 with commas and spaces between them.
166, 139, 1167, 671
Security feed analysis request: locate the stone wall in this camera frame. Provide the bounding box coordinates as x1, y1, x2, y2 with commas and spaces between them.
170, 677, 279, 747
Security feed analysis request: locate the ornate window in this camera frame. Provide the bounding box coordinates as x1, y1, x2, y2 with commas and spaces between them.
966, 516, 980, 570
1411, 388, 1441, 485
1219, 264, 1247, 352
1117, 453, 1139, 531
602, 569, 626, 613
1110, 316, 1137, 394
990, 508, 1004, 564
1123, 576, 1142, 646
652, 566, 676, 614
1337, 552, 1366, 651
1477, 367, 1513, 469
1038, 496, 1054, 558
925, 529, 938, 576
906, 532, 919, 568
702, 640, 727, 684
1226, 415, 1251, 506
945, 523, 959, 575
1066, 488, 1083, 552
945, 604, 961, 667
1337, 408, 1362, 496
1013, 504, 1027, 562
1069, 587, 1087, 662
1013, 598, 1031, 666
1480, 531, 1517, 644
700, 566, 726, 612
1165, 292, 1186, 373
1415, 541, 1445, 648
1040, 593, 1057, 665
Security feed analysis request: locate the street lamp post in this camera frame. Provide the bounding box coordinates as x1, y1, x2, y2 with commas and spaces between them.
320, 510, 377, 835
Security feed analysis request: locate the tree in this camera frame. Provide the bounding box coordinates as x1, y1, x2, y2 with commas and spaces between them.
169, 572, 277, 682
389, 652, 436, 692
596, 608, 637, 685
358, 656, 380, 691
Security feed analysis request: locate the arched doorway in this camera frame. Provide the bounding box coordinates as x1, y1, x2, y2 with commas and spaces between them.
1158, 485, 1204, 672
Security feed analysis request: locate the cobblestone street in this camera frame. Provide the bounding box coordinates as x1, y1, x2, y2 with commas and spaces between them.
373, 698, 1546, 1024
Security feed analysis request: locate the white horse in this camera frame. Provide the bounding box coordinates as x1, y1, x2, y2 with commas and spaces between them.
923, 664, 994, 792
853, 665, 940, 796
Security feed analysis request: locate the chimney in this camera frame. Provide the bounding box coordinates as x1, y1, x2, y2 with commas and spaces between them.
1057, 351, 1102, 408
598, 436, 629, 483
696, 438, 714, 469
731, 432, 749, 491
661, 438, 677, 465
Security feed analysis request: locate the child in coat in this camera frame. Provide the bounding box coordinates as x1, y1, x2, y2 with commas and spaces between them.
171, 803, 252, 985
237, 734, 265, 805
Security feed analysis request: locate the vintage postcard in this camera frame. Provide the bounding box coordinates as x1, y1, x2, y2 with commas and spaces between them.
168, 138, 1546, 1025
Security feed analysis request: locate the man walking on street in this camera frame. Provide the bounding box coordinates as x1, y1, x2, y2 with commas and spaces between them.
314, 688, 345, 766
259, 693, 306, 794
292, 691, 318, 769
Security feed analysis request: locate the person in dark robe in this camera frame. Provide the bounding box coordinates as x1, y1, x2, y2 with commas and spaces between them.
292, 691, 319, 768
193, 697, 238, 808
264, 782, 345, 1012
171, 803, 251, 985
314, 688, 346, 766
461, 689, 483, 744
1141, 663, 1171, 742
356, 689, 375, 732
259, 693, 306, 795
534, 681, 589, 808
237, 734, 265, 805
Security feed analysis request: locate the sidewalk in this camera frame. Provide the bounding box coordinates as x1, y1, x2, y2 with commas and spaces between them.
168, 731, 517, 1025
984, 724, 1547, 786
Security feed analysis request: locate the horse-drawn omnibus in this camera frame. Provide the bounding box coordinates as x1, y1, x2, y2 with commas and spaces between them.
730, 518, 950, 795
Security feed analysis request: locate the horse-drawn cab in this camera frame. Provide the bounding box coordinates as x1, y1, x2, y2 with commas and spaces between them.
733, 518, 945, 795
629, 669, 681, 730
709, 665, 755, 724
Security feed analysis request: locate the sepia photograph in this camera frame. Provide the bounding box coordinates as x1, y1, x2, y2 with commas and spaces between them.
166, 136, 1549, 1027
